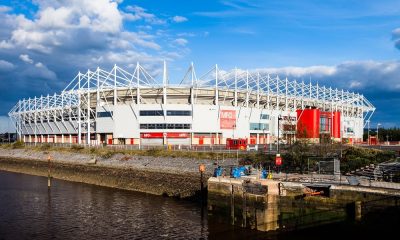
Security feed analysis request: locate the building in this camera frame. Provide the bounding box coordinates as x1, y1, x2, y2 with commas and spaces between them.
8, 62, 375, 146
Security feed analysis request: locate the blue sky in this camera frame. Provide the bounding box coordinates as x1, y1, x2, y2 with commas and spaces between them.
0, 0, 400, 132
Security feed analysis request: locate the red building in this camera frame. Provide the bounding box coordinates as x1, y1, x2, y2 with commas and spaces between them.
296, 108, 341, 142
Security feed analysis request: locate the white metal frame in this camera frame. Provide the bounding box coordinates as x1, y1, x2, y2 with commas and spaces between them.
9, 62, 375, 142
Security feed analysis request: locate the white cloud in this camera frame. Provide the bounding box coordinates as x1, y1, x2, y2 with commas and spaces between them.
0, 40, 13, 49
35, 62, 44, 68
0, 60, 14, 72
125, 5, 166, 25
0, 5, 11, 13
172, 15, 188, 23
256, 65, 336, 78
0, 0, 191, 119
173, 38, 188, 46
253, 60, 400, 92
19, 54, 34, 64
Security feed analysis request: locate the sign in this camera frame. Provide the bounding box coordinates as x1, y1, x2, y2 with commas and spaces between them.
141, 132, 189, 138
220, 110, 236, 129
275, 154, 282, 166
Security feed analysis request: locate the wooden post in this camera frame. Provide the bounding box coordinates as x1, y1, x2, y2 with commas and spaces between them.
47, 155, 51, 188
355, 201, 362, 221
199, 164, 205, 197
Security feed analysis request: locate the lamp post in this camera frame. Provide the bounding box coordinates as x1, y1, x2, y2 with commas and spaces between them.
377, 123, 381, 145
367, 120, 370, 145
277, 115, 282, 153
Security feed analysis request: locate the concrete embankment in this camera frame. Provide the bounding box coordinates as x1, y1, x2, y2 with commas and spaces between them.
0, 148, 237, 198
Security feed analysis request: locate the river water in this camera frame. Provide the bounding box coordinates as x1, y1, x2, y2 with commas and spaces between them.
0, 170, 272, 239
0, 170, 399, 240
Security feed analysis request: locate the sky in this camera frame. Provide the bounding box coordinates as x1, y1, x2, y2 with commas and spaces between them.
0, 0, 400, 132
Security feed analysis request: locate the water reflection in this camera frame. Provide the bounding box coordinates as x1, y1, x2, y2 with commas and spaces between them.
0, 171, 209, 239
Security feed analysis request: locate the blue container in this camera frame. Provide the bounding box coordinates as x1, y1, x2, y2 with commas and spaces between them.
261, 169, 268, 179
214, 166, 223, 177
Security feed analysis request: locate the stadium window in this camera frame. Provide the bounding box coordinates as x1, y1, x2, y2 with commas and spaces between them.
139, 123, 191, 129
250, 123, 269, 130
140, 110, 163, 116
166, 110, 192, 116
97, 111, 113, 118
260, 114, 269, 120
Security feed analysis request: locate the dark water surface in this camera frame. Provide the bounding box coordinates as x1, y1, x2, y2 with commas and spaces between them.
0, 170, 271, 240
0, 170, 399, 240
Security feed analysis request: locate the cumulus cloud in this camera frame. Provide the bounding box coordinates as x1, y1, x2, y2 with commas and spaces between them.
173, 38, 188, 46
253, 60, 400, 93
124, 5, 166, 24
0, 60, 14, 72
172, 15, 188, 23
19, 54, 34, 64
0, 5, 11, 13
0, 0, 188, 117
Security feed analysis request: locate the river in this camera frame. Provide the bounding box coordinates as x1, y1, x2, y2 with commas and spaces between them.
0, 170, 271, 239
0, 170, 398, 240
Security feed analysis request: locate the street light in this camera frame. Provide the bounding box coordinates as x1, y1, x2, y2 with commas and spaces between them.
377, 123, 381, 145
277, 115, 283, 153
367, 120, 370, 145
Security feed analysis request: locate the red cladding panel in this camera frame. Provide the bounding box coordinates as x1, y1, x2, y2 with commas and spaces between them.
296, 109, 320, 138
333, 111, 341, 138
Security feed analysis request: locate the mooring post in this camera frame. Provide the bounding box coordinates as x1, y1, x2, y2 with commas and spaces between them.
199, 164, 205, 199
231, 184, 235, 225
47, 155, 52, 188
355, 201, 362, 221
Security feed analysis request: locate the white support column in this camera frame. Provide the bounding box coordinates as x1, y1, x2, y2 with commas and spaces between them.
234, 68, 238, 107
69, 134, 72, 144
62, 134, 64, 144
190, 62, 194, 104
246, 70, 249, 108
33, 97, 37, 143
267, 74, 270, 109
215, 64, 219, 106
136, 62, 141, 149
301, 80, 305, 109
276, 76, 279, 110
285, 77, 288, 111
136, 62, 140, 105
18, 100, 21, 140
78, 72, 82, 144
114, 64, 117, 105
293, 80, 297, 111
257, 72, 260, 109
87, 69, 91, 146
163, 60, 167, 105
96, 67, 100, 104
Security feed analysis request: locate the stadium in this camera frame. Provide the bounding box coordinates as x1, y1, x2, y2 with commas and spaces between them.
8, 62, 375, 146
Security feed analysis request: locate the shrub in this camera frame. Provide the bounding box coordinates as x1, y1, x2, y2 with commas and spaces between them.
40, 144, 52, 151
11, 141, 25, 149
71, 144, 84, 151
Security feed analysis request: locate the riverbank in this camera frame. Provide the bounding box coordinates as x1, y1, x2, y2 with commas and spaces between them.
0, 148, 237, 198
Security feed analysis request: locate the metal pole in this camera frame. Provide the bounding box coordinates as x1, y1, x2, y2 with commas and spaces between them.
367, 120, 370, 145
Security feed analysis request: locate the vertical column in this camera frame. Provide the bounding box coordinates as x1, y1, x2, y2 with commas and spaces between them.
267, 75, 270, 109
234, 68, 238, 107
285, 77, 288, 111
257, 72, 260, 109
215, 64, 219, 106
246, 71, 249, 108
78, 72, 82, 144
87, 70, 91, 146
163, 60, 167, 105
